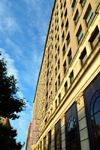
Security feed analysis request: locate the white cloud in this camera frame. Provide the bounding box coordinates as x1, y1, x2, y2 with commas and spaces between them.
0, 48, 19, 80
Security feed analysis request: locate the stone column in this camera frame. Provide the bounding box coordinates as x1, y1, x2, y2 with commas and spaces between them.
51, 125, 55, 150
61, 114, 66, 150
76, 92, 90, 150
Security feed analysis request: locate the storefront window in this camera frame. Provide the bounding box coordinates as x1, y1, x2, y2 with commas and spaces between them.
84, 73, 100, 150
65, 103, 81, 150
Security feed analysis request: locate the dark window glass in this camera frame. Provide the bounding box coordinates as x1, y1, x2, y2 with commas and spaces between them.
68, 49, 72, 64
80, 48, 87, 66
63, 61, 67, 74
44, 136, 46, 150
84, 4, 94, 27
48, 131, 51, 150
66, 33, 70, 46
80, 0, 86, 7
65, 81, 68, 93
84, 73, 100, 150
76, 25, 83, 44
65, 103, 81, 150
89, 26, 100, 49
55, 120, 61, 150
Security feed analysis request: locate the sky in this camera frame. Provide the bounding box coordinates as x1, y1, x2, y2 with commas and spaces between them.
0, 0, 53, 149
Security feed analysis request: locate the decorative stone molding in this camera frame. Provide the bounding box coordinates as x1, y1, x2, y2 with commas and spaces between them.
76, 92, 84, 105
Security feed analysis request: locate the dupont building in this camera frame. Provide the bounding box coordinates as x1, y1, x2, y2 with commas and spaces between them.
31, 0, 100, 150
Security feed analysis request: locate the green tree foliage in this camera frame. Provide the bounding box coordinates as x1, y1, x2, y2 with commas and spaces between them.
0, 124, 22, 150
0, 57, 26, 119
0, 53, 27, 149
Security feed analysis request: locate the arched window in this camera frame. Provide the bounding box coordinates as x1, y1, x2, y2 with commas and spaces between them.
65, 103, 81, 150
84, 73, 100, 150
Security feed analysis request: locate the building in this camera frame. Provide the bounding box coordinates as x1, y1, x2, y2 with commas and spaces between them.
0, 116, 10, 127
26, 122, 32, 150
30, 0, 100, 150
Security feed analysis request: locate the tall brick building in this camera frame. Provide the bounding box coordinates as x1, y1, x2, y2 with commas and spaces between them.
28, 0, 100, 150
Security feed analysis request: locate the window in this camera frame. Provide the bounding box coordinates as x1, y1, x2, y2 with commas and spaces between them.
55, 54, 57, 62
65, 103, 81, 150
55, 82, 57, 92
64, 1, 66, 8
72, 0, 77, 10
55, 67, 57, 76
76, 25, 83, 44
80, 0, 86, 8
40, 141, 42, 150
48, 131, 51, 150
58, 93, 61, 103
58, 59, 60, 69
74, 10, 79, 25
64, 8, 67, 18
68, 49, 72, 64
84, 4, 94, 27
57, 46, 60, 55
61, 11, 63, 18
65, 20, 69, 31
84, 74, 100, 150
65, 81, 68, 93
63, 44, 66, 56
70, 71, 74, 84
61, 21, 64, 29
46, 92, 48, 99
79, 48, 87, 66
63, 60, 67, 74
66, 33, 70, 46
45, 103, 48, 111
62, 31, 64, 43
44, 136, 46, 150
55, 100, 57, 109
55, 120, 61, 150
89, 26, 100, 49
58, 74, 60, 86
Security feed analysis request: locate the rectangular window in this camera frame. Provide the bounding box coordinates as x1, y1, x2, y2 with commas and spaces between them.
63, 44, 66, 56
55, 100, 57, 109
55, 67, 57, 76
76, 25, 83, 44
80, 48, 87, 66
72, 0, 76, 10
55, 82, 57, 93
57, 46, 60, 55
62, 31, 64, 43
80, 0, 86, 8
70, 71, 74, 84
65, 20, 69, 31
48, 131, 51, 150
58, 74, 60, 86
58, 59, 60, 69
74, 10, 79, 25
63, 61, 67, 74
89, 26, 100, 49
58, 93, 61, 103
68, 49, 72, 65
64, 8, 67, 18
84, 4, 94, 27
45, 103, 48, 111
44, 137, 46, 150
40, 141, 42, 150
66, 33, 70, 46
65, 81, 68, 93
55, 54, 57, 62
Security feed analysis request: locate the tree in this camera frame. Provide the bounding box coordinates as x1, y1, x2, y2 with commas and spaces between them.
0, 52, 27, 149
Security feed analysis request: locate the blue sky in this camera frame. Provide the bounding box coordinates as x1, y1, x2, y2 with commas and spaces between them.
0, 0, 53, 149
